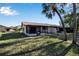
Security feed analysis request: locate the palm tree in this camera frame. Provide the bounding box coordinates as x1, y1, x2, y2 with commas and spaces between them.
72, 3, 77, 44
42, 3, 67, 41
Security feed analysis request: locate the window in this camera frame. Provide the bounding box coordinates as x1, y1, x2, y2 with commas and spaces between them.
42, 26, 46, 30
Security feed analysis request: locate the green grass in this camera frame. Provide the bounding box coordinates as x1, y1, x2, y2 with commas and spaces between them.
0, 32, 5, 34
0, 32, 79, 56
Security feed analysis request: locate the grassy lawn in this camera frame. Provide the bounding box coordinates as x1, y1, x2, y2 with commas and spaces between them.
0, 32, 79, 56
0, 32, 5, 34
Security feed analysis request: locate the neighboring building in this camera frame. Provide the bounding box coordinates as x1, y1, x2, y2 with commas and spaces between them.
0, 25, 8, 32
9, 29, 15, 32
21, 22, 62, 36
0, 28, 7, 32
6, 27, 15, 32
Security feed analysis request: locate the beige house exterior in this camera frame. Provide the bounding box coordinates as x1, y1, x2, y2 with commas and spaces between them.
21, 22, 60, 36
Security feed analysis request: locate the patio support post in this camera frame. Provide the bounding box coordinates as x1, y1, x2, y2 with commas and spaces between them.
27, 26, 30, 34
41, 26, 42, 33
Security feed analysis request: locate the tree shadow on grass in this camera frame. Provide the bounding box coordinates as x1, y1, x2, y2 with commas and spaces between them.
0, 36, 44, 48
0, 32, 27, 40
0, 32, 77, 56
37, 41, 73, 56
58, 43, 73, 56
6, 41, 79, 56
60, 44, 79, 56
0, 32, 47, 41
0, 41, 64, 56
0, 39, 25, 48
6, 41, 68, 56
42, 43, 79, 56
69, 44, 79, 55
0, 40, 78, 56
0, 50, 12, 56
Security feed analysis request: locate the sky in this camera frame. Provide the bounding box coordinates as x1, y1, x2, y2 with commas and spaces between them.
0, 3, 61, 27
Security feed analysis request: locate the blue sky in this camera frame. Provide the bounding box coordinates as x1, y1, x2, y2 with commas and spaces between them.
0, 3, 61, 27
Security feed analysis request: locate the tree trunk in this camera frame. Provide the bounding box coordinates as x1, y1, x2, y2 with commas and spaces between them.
55, 9, 67, 41
72, 3, 77, 44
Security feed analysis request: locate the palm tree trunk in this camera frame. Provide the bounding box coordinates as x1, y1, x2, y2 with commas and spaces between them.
72, 3, 77, 44
55, 9, 67, 41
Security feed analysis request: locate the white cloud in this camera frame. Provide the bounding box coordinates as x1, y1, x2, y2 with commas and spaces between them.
0, 6, 19, 16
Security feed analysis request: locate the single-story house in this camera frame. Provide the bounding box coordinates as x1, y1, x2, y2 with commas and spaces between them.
6, 27, 16, 32
21, 22, 63, 36
0, 25, 9, 32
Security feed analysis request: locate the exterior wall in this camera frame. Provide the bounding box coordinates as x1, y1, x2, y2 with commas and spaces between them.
22, 25, 29, 35
22, 25, 57, 36
48, 27, 57, 33
52, 28, 57, 33
23, 26, 26, 35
